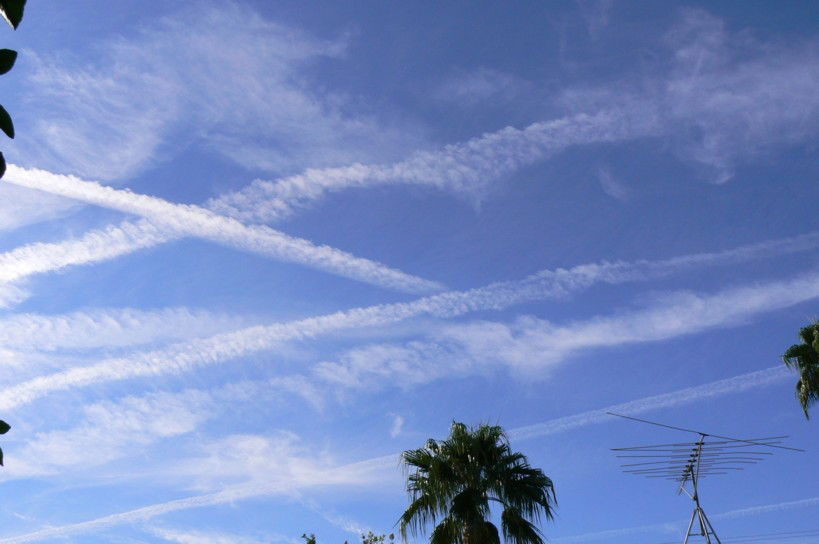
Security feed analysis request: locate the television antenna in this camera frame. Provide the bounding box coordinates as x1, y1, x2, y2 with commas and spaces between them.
608, 412, 803, 544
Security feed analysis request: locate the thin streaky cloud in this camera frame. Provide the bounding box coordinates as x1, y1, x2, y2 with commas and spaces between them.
0, 365, 794, 543
508, 366, 789, 441
209, 110, 658, 223
0, 219, 172, 284
713, 496, 819, 520
0, 263, 817, 412
0, 307, 252, 352
550, 496, 819, 543
3, 165, 442, 294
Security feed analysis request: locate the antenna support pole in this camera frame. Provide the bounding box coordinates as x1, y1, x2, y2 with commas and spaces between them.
681, 434, 722, 543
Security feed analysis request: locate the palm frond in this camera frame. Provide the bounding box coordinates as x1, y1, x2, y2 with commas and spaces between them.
430, 516, 462, 544
501, 507, 544, 544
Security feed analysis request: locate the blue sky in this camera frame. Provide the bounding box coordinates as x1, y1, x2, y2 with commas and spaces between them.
0, 1, 817, 542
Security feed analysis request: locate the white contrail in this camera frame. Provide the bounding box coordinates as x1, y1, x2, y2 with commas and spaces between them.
209, 110, 658, 223
0, 219, 173, 284
508, 366, 790, 441
2, 142, 819, 299
0, 365, 796, 543
713, 496, 819, 520
1, 198, 817, 311
3, 165, 442, 294
0, 263, 815, 412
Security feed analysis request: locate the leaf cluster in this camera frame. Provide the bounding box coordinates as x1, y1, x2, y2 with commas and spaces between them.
0, 0, 26, 178
783, 321, 819, 419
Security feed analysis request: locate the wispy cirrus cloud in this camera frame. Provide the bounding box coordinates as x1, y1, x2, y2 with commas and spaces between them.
0, 364, 796, 543
4, 165, 442, 294
561, 9, 819, 183
16, 2, 418, 181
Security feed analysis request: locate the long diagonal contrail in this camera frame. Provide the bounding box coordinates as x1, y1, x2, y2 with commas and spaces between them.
3, 165, 443, 294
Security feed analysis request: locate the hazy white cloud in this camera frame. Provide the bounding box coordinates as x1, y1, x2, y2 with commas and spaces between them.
17, 2, 418, 181
168, 432, 360, 494
597, 167, 630, 201
389, 414, 405, 438
149, 527, 294, 544
433, 67, 531, 106
562, 9, 819, 183
0, 451, 398, 544
4, 165, 442, 294
7, 390, 213, 479
576, 0, 614, 40
0, 183, 80, 234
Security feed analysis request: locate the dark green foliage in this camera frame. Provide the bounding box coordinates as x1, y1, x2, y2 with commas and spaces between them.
0, 103, 14, 138
0, 48, 16, 74
362, 532, 394, 544
0, 0, 23, 180
399, 422, 556, 544
783, 321, 819, 419
0, 0, 25, 29
302, 533, 317, 544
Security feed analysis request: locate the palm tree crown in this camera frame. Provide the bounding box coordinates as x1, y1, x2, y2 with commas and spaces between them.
399, 421, 556, 544
783, 321, 819, 419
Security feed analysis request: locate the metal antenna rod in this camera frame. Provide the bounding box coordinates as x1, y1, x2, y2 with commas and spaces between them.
608, 413, 803, 543
607, 412, 804, 452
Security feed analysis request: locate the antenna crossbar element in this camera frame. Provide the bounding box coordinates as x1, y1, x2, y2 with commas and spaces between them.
608, 413, 803, 543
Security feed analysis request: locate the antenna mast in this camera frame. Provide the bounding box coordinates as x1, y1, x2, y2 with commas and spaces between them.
608, 412, 803, 544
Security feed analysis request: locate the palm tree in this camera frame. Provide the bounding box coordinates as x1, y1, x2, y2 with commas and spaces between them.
783, 321, 819, 419
399, 421, 556, 544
